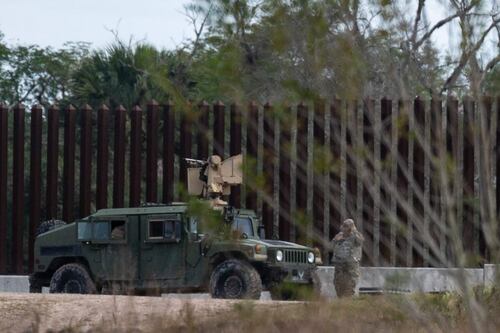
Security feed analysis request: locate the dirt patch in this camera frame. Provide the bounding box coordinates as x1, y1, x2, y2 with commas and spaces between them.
3, 291, 499, 332
0, 292, 293, 332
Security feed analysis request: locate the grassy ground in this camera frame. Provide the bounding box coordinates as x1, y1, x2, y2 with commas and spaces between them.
3, 288, 500, 332
169, 292, 500, 333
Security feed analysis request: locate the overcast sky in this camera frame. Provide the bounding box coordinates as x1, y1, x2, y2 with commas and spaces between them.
0, 0, 195, 49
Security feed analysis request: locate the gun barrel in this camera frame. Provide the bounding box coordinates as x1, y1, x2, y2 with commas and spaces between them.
185, 158, 206, 167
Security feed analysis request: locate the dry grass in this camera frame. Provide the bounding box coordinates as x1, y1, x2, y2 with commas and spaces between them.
3, 288, 500, 333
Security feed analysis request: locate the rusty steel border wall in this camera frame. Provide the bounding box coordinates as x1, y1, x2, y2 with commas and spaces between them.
0, 97, 498, 274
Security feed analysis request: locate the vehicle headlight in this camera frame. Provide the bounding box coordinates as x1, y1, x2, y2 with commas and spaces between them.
276, 250, 283, 262
307, 252, 315, 264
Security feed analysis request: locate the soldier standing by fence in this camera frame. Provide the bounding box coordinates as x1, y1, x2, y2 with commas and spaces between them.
331, 219, 364, 297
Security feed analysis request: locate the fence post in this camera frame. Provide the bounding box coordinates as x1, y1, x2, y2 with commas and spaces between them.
113, 105, 127, 208
0, 104, 7, 273
296, 102, 309, 244
313, 100, 326, 252
96, 104, 109, 210
213, 101, 225, 157
179, 104, 193, 190
342, 100, 360, 233
46, 104, 59, 219
380, 97, 394, 265
430, 96, 444, 264
329, 99, 342, 243
229, 103, 242, 207
130, 105, 143, 207
478, 96, 492, 260
146, 100, 159, 203
246, 102, 258, 211
445, 96, 459, 265
263, 102, 275, 238
396, 100, 410, 266
363, 98, 376, 265
197, 101, 209, 159
412, 97, 426, 266
345, 101, 358, 231
12, 103, 25, 273
63, 105, 76, 223
162, 102, 175, 203
29, 105, 42, 272
463, 96, 475, 260
279, 104, 292, 241
497, 96, 500, 249
79, 105, 92, 218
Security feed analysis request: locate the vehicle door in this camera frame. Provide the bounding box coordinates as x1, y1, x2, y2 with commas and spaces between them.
139, 214, 184, 281
185, 215, 203, 267
77, 216, 138, 281
185, 215, 208, 280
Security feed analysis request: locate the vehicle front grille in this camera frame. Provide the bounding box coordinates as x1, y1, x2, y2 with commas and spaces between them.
283, 250, 307, 263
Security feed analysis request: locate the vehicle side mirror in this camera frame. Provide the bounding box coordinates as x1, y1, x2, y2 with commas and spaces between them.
258, 225, 265, 239
188, 217, 199, 240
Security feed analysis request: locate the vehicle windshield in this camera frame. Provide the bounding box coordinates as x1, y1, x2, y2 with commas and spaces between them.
231, 216, 254, 237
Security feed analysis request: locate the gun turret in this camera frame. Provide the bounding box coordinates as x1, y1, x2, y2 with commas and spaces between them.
186, 154, 243, 208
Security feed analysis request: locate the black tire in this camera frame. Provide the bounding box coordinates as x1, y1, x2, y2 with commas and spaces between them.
269, 282, 316, 301
29, 274, 43, 293
36, 219, 66, 237
29, 279, 42, 293
209, 259, 262, 299
49, 263, 96, 294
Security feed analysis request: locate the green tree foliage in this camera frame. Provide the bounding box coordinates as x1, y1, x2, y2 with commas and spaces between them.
483, 65, 499, 93
0, 40, 90, 107
0, 0, 498, 106
186, 0, 498, 100
70, 39, 206, 109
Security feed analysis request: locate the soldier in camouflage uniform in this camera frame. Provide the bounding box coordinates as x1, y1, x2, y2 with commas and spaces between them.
331, 219, 364, 297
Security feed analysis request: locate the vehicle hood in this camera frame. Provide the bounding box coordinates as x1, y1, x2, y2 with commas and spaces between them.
245, 238, 312, 251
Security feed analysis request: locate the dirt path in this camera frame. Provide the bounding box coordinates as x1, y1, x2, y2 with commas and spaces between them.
0, 292, 290, 332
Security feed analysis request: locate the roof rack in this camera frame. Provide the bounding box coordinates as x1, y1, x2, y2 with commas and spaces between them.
140, 202, 168, 207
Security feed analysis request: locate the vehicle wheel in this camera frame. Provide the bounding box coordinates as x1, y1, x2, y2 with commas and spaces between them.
36, 219, 66, 237
49, 263, 96, 294
209, 259, 262, 299
29, 274, 43, 293
269, 282, 316, 301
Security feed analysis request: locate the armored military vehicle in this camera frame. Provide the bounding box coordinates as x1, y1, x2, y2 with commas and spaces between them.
30, 154, 319, 299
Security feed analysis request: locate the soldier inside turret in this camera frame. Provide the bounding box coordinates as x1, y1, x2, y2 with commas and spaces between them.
331, 219, 364, 297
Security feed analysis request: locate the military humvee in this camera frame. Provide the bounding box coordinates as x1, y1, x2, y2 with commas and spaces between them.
30, 155, 319, 299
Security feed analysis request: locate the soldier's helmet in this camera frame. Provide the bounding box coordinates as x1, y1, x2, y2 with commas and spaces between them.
341, 219, 355, 232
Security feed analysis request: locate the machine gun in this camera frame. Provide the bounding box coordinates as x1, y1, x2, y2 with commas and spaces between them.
186, 154, 243, 208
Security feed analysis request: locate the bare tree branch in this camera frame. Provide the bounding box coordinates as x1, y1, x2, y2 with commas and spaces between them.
414, 3, 475, 50
411, 0, 426, 45
496, 18, 500, 40
480, 54, 500, 83
185, 4, 213, 59
484, 54, 500, 72
441, 17, 500, 94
